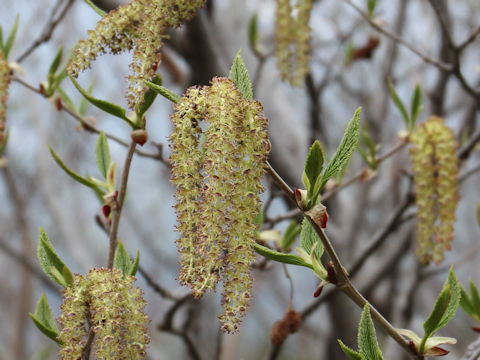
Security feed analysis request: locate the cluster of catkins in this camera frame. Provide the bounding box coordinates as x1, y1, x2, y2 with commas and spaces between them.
275, 0, 313, 86
0, 52, 10, 145
409, 116, 459, 264
58, 268, 150, 359
67, 0, 206, 109
170, 77, 270, 333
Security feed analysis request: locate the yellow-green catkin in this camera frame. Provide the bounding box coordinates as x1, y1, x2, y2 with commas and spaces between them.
68, 0, 206, 109
275, 0, 313, 86
0, 52, 10, 145
409, 116, 459, 264
170, 77, 270, 332
58, 268, 150, 359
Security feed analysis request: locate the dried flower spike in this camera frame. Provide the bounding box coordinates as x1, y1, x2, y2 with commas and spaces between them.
275, 0, 313, 85
58, 268, 150, 359
170, 77, 270, 332
68, 0, 206, 109
409, 116, 459, 264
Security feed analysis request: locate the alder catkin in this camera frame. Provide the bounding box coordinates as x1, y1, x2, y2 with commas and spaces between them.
409, 116, 459, 264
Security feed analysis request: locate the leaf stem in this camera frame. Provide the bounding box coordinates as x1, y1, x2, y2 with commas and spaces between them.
107, 141, 137, 268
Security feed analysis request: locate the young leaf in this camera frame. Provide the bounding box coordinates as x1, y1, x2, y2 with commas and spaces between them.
70, 76, 134, 127
48, 145, 105, 197
410, 84, 422, 128
4, 14, 19, 59
338, 340, 363, 360
388, 78, 409, 126
136, 75, 162, 119
114, 240, 133, 276
57, 87, 76, 111
320, 108, 361, 189
253, 243, 313, 269
469, 278, 480, 311
229, 50, 253, 100
367, 0, 377, 18
303, 140, 324, 194
84, 0, 107, 16
95, 131, 111, 179
29, 294, 62, 345
281, 221, 301, 250
460, 286, 475, 317
248, 14, 260, 50
145, 80, 180, 103
421, 267, 461, 353
48, 47, 63, 79
129, 250, 140, 276
78, 82, 94, 116
300, 217, 323, 260
358, 305, 384, 360
37, 229, 73, 287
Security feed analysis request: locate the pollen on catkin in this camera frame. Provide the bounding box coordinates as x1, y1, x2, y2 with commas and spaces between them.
67, 0, 206, 109
409, 116, 459, 264
169, 77, 270, 332
275, 0, 313, 86
0, 52, 11, 144
58, 268, 150, 360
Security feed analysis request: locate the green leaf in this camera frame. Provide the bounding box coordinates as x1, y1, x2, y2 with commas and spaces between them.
320, 108, 361, 189
367, 0, 377, 18
78, 82, 94, 116
460, 286, 475, 317
70, 76, 134, 127
95, 132, 111, 179
248, 14, 260, 50
136, 75, 162, 119
358, 305, 384, 360
84, 0, 107, 16
30, 294, 62, 345
3, 14, 19, 59
469, 278, 480, 311
48, 47, 63, 79
145, 80, 180, 104
421, 268, 461, 353
281, 221, 301, 250
338, 340, 363, 360
253, 243, 313, 269
37, 229, 73, 287
388, 78, 409, 126
0, 26, 4, 53
300, 217, 323, 260
129, 250, 140, 276
48, 145, 105, 197
410, 84, 422, 129
303, 140, 324, 195
114, 240, 134, 276
229, 49, 253, 100
57, 87, 76, 111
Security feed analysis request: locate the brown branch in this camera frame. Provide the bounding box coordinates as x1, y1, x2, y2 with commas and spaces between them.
107, 140, 136, 268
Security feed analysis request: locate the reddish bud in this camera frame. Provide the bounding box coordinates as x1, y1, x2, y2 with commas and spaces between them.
55, 97, 63, 111
313, 285, 323, 298
131, 129, 148, 146
326, 262, 337, 285
102, 204, 111, 218
430, 347, 449, 356
473, 326, 480, 333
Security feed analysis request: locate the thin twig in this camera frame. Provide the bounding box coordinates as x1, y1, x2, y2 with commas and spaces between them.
107, 141, 137, 268
17, 0, 75, 63
138, 266, 189, 301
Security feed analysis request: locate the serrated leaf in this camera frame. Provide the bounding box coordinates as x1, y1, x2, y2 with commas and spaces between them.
253, 243, 313, 269
4, 14, 19, 59
48, 47, 63, 79
248, 14, 260, 49
421, 268, 461, 353
37, 229, 72, 287
114, 240, 134, 276
84, 0, 107, 16
388, 78, 409, 126
367, 0, 377, 18
33, 294, 59, 334
410, 84, 422, 129
145, 80, 180, 104
338, 340, 363, 360
70, 76, 134, 127
136, 75, 162, 119
129, 250, 140, 276
229, 50, 253, 100
48, 145, 105, 198
300, 217, 323, 259
95, 132, 111, 179
320, 108, 361, 189
358, 305, 384, 360
304, 140, 324, 194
